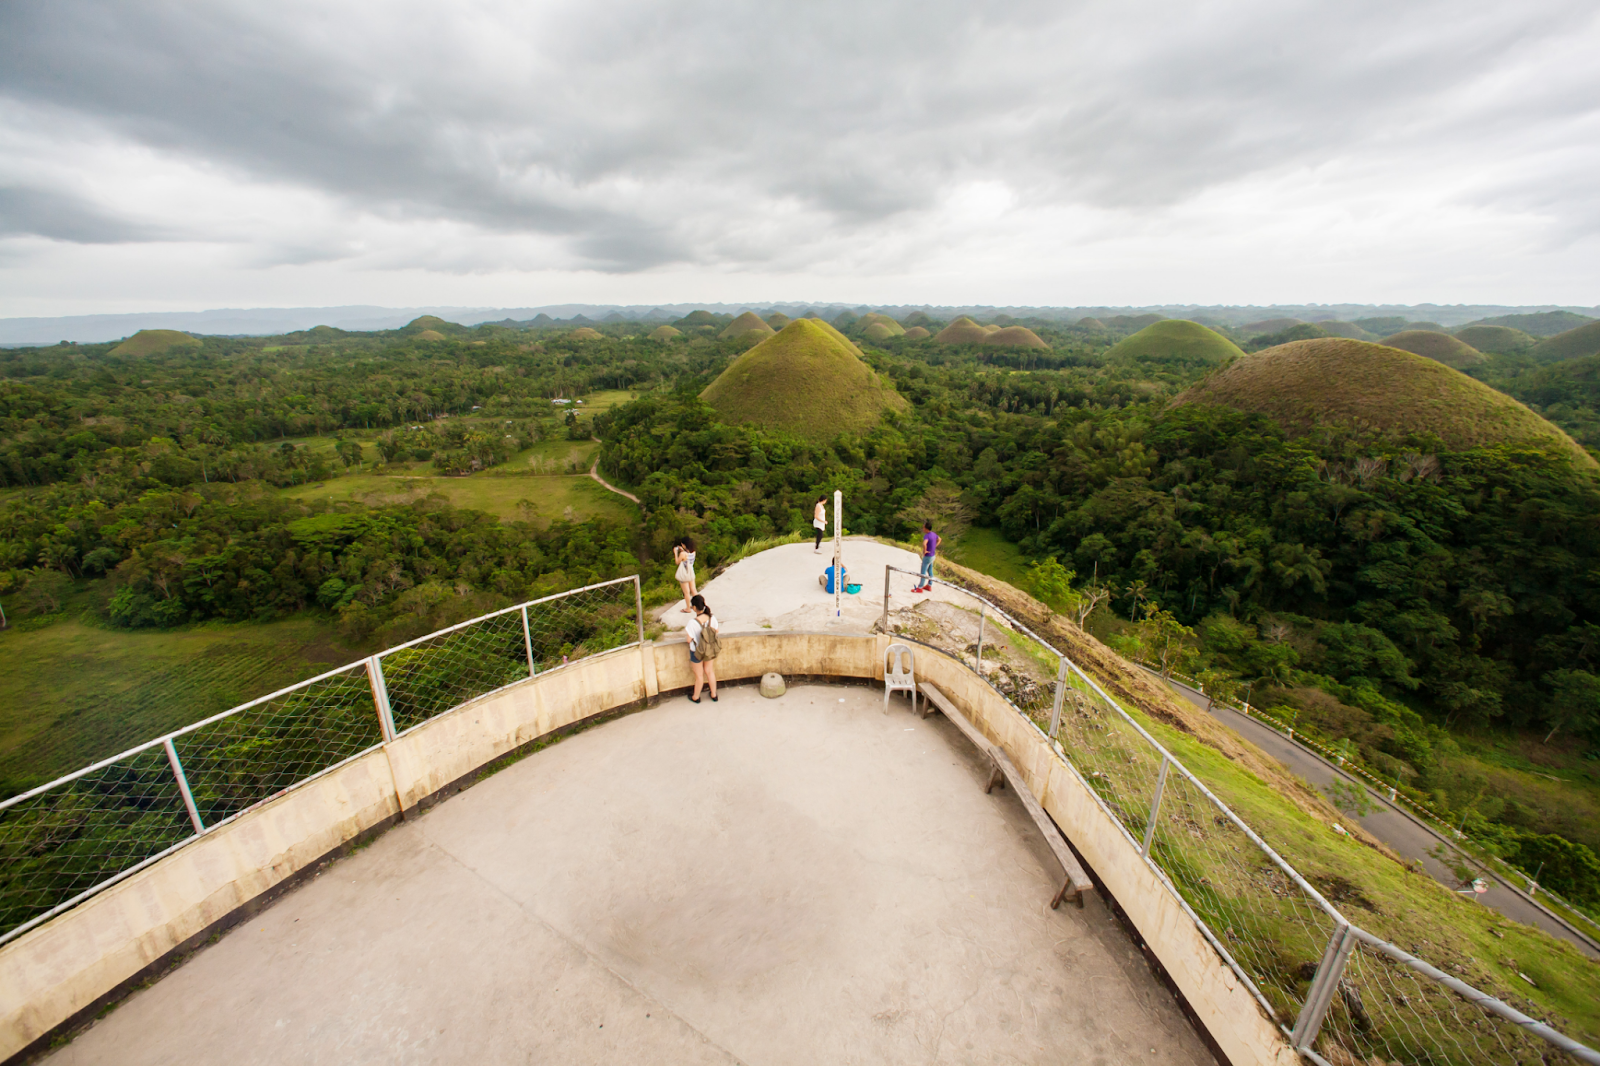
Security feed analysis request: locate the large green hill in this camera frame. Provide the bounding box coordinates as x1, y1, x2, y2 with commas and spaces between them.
933, 317, 990, 344
1529, 322, 1600, 364
700, 319, 906, 440
1380, 330, 1485, 369
1466, 311, 1594, 338
982, 326, 1049, 349
108, 329, 202, 357
719, 311, 776, 343
1106, 320, 1244, 364
1453, 324, 1535, 355
1173, 338, 1593, 465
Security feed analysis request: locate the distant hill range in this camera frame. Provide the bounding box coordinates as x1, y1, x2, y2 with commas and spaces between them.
3, 302, 1595, 347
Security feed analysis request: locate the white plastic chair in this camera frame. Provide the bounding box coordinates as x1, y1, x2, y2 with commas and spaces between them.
884, 643, 917, 715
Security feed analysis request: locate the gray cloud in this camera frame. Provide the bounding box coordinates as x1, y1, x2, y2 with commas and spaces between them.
0, 0, 1597, 281
0, 186, 167, 243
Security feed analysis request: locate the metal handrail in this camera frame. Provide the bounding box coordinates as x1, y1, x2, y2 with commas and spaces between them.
882, 563, 1600, 1064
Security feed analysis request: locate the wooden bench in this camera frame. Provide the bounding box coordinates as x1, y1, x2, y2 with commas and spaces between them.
917, 683, 1095, 910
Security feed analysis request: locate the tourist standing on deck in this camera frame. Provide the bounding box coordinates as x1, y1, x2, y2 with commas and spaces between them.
913, 521, 939, 592
812, 496, 828, 552
685, 594, 720, 702
674, 537, 698, 614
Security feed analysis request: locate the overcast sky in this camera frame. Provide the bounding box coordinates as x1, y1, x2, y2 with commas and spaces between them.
1, 0, 1597, 316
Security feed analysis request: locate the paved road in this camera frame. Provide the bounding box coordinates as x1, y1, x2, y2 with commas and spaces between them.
1142, 670, 1600, 958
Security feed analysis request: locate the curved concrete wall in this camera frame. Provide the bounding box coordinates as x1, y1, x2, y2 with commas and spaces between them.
0, 633, 1293, 1066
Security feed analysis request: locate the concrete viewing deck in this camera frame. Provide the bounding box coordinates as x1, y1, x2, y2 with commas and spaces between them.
41, 683, 1210, 1065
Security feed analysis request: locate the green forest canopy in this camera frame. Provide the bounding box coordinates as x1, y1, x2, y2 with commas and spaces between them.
4, 312, 1600, 895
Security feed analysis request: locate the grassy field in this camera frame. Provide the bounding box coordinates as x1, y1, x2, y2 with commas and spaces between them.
283, 468, 635, 524
0, 614, 363, 793
1174, 338, 1596, 465
942, 527, 1033, 588
701, 319, 906, 440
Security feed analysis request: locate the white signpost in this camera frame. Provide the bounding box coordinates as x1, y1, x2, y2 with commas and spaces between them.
833, 490, 843, 618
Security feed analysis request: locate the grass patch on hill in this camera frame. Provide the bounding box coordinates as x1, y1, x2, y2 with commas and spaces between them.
0, 615, 362, 794
1469, 311, 1595, 338
107, 329, 201, 357
941, 526, 1033, 588
1455, 325, 1536, 355
933, 317, 991, 345
1380, 330, 1485, 368
982, 326, 1049, 349
1530, 322, 1600, 364
1107, 320, 1245, 364
1174, 338, 1595, 466
700, 318, 907, 440
283, 469, 635, 524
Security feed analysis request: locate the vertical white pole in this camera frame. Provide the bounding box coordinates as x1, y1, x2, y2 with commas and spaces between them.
833, 489, 843, 618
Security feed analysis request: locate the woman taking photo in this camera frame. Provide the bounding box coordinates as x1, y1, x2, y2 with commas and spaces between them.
684, 594, 720, 703
673, 536, 698, 614
812, 496, 828, 553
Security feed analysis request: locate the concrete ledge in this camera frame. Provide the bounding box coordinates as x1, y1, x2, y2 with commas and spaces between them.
1, 631, 1292, 1066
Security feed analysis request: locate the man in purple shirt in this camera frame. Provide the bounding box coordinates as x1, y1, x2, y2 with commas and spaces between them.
913, 520, 939, 592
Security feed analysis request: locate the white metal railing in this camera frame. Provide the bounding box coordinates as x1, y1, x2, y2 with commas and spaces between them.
882, 564, 1600, 1066
0, 575, 644, 948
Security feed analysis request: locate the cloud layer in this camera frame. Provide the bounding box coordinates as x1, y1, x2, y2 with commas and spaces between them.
2, 0, 1597, 312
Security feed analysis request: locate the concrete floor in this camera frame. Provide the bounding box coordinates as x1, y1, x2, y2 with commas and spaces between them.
659, 538, 965, 635
47, 684, 1211, 1066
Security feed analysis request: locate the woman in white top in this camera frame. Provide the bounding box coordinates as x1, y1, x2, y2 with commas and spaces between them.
684, 594, 719, 702
812, 496, 827, 553
673, 536, 698, 614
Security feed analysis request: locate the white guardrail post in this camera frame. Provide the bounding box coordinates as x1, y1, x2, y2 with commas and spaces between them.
520, 604, 535, 677
634, 575, 648, 690
163, 737, 205, 835
1291, 922, 1356, 1052
1047, 655, 1068, 739
1141, 756, 1169, 858
366, 655, 398, 743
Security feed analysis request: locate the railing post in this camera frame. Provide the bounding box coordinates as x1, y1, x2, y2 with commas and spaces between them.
1141, 756, 1170, 857
1048, 656, 1068, 739
1292, 922, 1356, 1050
976, 603, 986, 672
367, 655, 398, 742
164, 738, 205, 835
521, 604, 535, 677
634, 575, 649, 692
882, 564, 891, 633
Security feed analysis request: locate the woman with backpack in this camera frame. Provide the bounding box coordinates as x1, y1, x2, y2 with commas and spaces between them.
684, 594, 720, 703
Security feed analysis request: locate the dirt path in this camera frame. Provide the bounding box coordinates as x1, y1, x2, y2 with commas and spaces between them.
587, 439, 640, 504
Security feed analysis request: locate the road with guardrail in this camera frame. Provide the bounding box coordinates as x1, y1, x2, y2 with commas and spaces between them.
1138, 664, 1600, 959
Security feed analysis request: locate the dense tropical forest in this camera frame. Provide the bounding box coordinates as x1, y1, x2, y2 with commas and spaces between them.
3, 306, 1600, 906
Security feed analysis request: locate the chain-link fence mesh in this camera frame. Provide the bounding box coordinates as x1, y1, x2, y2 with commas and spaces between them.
1317, 942, 1565, 1066
1148, 769, 1341, 1025
0, 746, 193, 942
174, 665, 383, 827
1, 578, 643, 945
883, 565, 1596, 1064
381, 579, 639, 733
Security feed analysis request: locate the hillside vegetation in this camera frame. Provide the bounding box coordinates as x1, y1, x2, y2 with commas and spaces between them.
1106, 320, 1244, 364
1530, 322, 1600, 364
1454, 324, 1535, 354
933, 317, 991, 344
982, 325, 1049, 349
1175, 338, 1593, 464
1468, 311, 1594, 337
719, 311, 776, 342
108, 329, 202, 357
699, 318, 907, 440
1380, 329, 1485, 368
